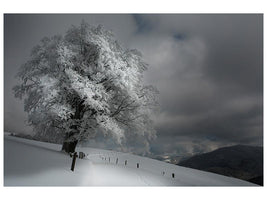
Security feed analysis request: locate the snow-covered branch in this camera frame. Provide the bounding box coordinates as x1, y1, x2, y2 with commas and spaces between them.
13, 22, 158, 153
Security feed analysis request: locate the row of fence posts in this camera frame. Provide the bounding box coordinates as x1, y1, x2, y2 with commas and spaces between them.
99, 155, 176, 179
71, 153, 176, 179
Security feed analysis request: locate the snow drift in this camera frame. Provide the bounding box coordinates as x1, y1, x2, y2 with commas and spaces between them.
4, 133, 256, 186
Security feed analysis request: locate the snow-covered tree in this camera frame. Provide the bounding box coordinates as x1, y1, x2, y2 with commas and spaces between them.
13, 21, 158, 153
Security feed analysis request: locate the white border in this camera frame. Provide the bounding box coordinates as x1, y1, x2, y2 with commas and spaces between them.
0, 0, 266, 13
1, 1, 266, 200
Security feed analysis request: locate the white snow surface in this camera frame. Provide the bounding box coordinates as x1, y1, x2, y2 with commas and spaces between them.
4, 133, 256, 186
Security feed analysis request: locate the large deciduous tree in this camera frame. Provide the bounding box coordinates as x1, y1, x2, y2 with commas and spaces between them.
13, 21, 158, 153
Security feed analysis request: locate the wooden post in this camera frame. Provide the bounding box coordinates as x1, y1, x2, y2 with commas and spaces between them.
79, 152, 85, 159
71, 152, 77, 171
137, 163, 139, 168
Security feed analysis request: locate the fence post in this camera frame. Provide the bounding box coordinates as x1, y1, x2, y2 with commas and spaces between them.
116, 158, 118, 164
172, 173, 175, 178
137, 163, 139, 168
79, 152, 85, 159
125, 160, 127, 165
71, 152, 77, 171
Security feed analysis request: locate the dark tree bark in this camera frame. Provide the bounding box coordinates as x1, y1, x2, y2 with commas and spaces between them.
61, 140, 78, 153
61, 98, 85, 153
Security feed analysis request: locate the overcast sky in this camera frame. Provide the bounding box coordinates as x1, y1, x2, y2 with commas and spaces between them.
4, 14, 263, 156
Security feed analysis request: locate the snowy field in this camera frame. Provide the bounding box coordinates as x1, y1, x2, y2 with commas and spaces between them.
4, 133, 256, 186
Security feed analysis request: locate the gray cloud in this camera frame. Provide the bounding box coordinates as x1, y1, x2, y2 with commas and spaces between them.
4, 14, 263, 156
129, 14, 263, 154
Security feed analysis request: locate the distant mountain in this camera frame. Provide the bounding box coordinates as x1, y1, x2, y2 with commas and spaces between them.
178, 145, 263, 186
248, 175, 263, 186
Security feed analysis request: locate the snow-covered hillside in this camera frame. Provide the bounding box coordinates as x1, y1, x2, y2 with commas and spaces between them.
4, 133, 256, 186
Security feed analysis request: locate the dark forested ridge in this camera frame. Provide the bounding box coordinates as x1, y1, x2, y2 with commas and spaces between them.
178, 145, 263, 186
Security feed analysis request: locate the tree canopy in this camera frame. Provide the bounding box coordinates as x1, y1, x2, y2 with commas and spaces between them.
13, 21, 158, 153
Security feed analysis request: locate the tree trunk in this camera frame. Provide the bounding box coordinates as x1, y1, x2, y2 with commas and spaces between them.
61, 99, 85, 153
61, 140, 78, 153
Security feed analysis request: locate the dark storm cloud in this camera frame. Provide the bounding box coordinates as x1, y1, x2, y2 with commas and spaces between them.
129, 14, 263, 154
203, 16, 263, 94
4, 14, 263, 156
133, 14, 154, 33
